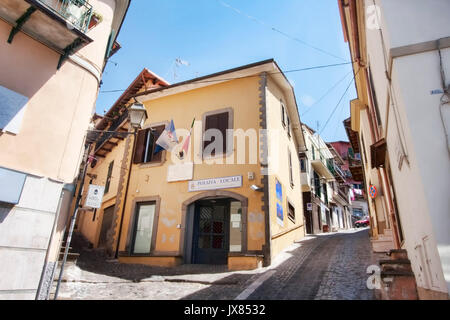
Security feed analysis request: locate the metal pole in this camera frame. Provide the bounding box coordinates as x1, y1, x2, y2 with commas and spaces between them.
53, 143, 91, 300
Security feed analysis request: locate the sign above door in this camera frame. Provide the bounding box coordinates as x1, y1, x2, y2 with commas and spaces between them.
188, 175, 242, 192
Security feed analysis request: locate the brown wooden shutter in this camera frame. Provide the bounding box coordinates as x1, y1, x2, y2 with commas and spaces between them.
216, 112, 229, 154
151, 125, 166, 162
133, 129, 147, 164
204, 114, 218, 152
203, 112, 229, 155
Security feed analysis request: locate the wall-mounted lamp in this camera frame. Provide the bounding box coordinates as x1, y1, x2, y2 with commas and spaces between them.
251, 185, 264, 192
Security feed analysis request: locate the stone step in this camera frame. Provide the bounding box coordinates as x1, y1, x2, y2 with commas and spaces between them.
58, 252, 80, 262
380, 259, 412, 273
388, 249, 408, 260
377, 233, 393, 241
371, 238, 395, 253
379, 270, 418, 300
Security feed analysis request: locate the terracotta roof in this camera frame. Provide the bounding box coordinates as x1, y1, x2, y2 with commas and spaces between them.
343, 117, 360, 154
96, 68, 169, 130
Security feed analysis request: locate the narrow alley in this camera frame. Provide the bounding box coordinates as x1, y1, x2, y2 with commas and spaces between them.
54, 228, 380, 300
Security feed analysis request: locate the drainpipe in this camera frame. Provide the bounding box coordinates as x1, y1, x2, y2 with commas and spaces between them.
259, 72, 272, 267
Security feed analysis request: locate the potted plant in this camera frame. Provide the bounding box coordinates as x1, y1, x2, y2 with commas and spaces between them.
88, 11, 103, 29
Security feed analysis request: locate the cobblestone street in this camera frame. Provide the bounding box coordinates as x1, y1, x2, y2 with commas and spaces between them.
55, 228, 381, 300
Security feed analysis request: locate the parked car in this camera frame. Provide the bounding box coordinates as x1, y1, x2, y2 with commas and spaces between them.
355, 217, 370, 228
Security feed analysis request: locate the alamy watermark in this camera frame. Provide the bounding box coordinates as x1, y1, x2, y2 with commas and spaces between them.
366, 4, 382, 30
165, 120, 285, 175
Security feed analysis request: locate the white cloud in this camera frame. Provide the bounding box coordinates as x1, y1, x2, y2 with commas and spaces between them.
300, 94, 316, 107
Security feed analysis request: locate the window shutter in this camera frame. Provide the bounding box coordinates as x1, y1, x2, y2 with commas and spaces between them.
204, 112, 229, 155
105, 161, 114, 193
133, 129, 147, 164
203, 114, 216, 152
151, 125, 166, 162
288, 149, 293, 187
217, 112, 229, 153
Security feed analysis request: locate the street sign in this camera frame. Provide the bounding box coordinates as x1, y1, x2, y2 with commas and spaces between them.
85, 185, 105, 209
369, 185, 377, 199
307, 203, 313, 211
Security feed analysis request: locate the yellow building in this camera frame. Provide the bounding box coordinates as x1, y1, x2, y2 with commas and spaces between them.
76, 59, 307, 270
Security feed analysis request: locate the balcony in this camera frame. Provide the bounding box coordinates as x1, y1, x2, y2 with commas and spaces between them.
300, 172, 311, 192
327, 159, 346, 183
311, 158, 334, 180
0, 0, 93, 68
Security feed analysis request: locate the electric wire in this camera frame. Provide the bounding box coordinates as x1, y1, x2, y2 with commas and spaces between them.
216, 0, 348, 62
99, 61, 354, 94
319, 68, 360, 136
301, 70, 353, 117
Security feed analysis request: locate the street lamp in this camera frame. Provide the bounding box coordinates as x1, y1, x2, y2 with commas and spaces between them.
128, 103, 148, 129
54, 103, 148, 300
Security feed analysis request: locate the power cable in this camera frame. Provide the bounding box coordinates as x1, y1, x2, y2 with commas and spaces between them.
99, 61, 354, 94
301, 70, 353, 117
319, 68, 360, 136
216, 0, 348, 62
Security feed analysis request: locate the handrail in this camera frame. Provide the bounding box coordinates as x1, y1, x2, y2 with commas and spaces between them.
39, 0, 93, 32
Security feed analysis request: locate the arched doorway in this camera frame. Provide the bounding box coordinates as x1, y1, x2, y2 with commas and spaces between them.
181, 190, 248, 265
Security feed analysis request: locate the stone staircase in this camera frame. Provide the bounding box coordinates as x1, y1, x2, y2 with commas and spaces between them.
371, 229, 395, 253
377, 249, 419, 300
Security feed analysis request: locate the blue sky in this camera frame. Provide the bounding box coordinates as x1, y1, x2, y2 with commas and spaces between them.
97, 0, 356, 142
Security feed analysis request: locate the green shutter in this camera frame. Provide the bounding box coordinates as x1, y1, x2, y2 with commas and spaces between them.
105, 29, 116, 59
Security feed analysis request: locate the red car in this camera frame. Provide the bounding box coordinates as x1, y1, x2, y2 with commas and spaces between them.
355, 217, 370, 228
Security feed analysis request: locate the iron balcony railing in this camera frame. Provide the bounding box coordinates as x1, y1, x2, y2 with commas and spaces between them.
39, 0, 93, 33
327, 159, 345, 179
338, 189, 348, 202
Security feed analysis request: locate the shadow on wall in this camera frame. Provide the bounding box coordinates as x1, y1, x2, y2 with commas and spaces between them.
0, 19, 60, 136
0, 203, 14, 223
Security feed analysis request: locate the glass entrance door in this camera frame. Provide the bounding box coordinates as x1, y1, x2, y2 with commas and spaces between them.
192, 199, 230, 264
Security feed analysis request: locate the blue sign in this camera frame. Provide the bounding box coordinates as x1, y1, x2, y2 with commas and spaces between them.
276, 180, 282, 202
277, 202, 284, 221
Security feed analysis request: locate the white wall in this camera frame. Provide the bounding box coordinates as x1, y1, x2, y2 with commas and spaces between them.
379, 0, 450, 48
0, 176, 63, 299
365, 0, 450, 294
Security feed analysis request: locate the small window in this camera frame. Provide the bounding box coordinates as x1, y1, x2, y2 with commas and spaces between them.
133, 125, 166, 164
286, 112, 291, 138
288, 202, 295, 223
300, 158, 307, 172
104, 161, 114, 193
313, 171, 321, 197
323, 182, 328, 204
288, 149, 294, 187
281, 102, 286, 127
